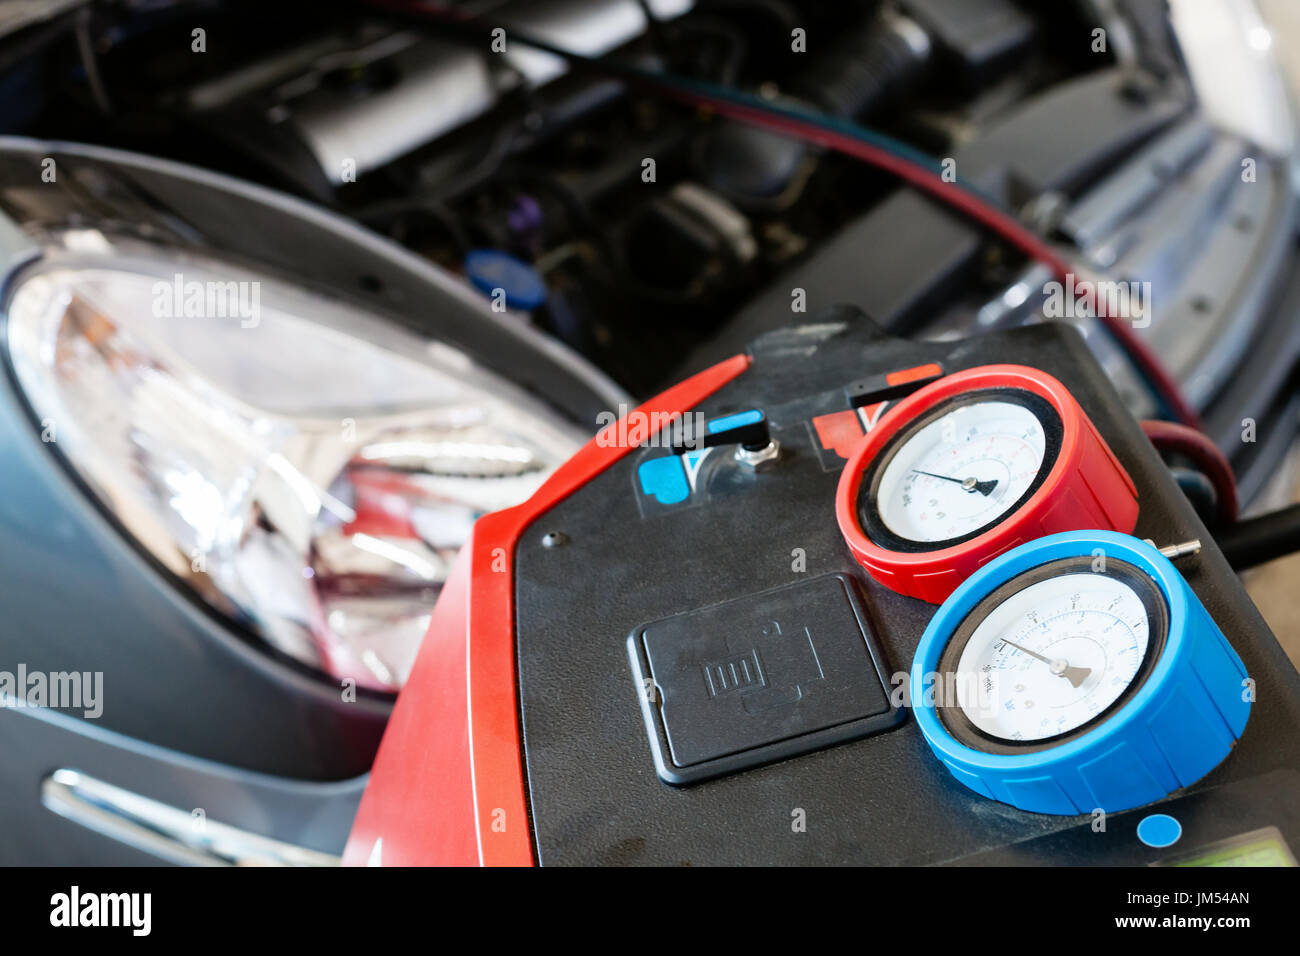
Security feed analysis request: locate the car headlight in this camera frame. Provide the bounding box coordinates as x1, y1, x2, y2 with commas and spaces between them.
1170, 0, 1297, 158
5, 230, 584, 691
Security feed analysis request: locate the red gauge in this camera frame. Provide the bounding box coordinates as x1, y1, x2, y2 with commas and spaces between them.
835, 364, 1138, 604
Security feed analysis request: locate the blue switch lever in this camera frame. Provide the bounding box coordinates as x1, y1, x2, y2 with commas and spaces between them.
669, 408, 769, 455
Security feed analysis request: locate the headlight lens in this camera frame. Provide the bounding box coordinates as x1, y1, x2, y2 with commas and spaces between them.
5, 233, 582, 691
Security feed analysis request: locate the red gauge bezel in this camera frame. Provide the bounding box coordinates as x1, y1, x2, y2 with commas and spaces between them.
835, 364, 1139, 604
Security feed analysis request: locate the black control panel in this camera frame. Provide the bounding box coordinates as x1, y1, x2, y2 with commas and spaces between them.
512, 308, 1300, 865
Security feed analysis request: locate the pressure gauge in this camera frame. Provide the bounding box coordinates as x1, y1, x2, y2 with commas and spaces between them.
836, 365, 1139, 603
911, 531, 1251, 815
874, 398, 1047, 544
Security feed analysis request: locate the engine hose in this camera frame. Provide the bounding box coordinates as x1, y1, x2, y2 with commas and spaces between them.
697, 11, 930, 205
792, 11, 931, 120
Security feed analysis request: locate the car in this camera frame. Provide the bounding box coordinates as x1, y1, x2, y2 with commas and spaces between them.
0, 0, 1297, 868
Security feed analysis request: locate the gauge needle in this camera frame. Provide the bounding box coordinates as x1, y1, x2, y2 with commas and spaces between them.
912, 470, 999, 496
997, 638, 1092, 688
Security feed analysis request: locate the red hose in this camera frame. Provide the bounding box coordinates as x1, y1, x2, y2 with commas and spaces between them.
654, 93, 1204, 431
1141, 420, 1238, 525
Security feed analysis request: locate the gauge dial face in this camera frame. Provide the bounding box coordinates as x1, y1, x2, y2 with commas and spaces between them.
873, 397, 1048, 544
951, 570, 1154, 744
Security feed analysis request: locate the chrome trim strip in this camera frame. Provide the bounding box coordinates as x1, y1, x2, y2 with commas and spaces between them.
41, 769, 340, 867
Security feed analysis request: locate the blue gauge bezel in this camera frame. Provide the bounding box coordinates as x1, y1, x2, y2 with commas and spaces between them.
911, 530, 1191, 776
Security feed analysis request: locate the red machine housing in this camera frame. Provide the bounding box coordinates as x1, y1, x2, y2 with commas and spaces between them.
342, 355, 752, 866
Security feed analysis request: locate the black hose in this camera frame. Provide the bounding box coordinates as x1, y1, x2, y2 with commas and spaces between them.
792, 15, 929, 120
1216, 503, 1300, 571
693, 10, 930, 205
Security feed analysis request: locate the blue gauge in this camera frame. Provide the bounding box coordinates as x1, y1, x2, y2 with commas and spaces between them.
911, 531, 1251, 815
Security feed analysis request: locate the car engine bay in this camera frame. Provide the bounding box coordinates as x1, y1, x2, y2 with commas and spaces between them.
5, 0, 1296, 511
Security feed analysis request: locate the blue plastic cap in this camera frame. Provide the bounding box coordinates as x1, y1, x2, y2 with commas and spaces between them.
464, 249, 548, 311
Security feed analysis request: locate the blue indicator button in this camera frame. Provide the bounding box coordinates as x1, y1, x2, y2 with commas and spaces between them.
638, 456, 690, 505
1137, 814, 1182, 849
